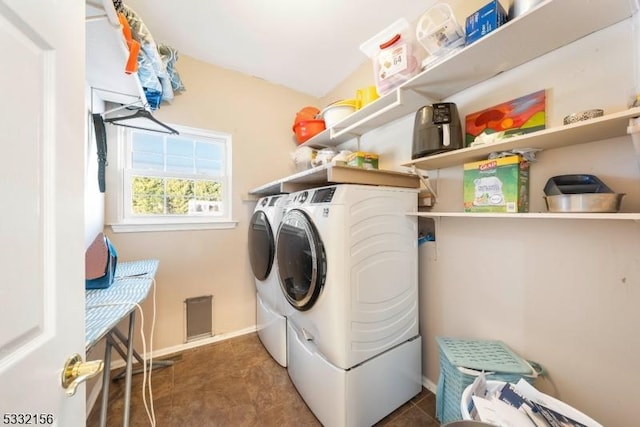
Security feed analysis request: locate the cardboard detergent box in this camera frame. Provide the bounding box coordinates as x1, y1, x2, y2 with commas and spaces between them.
347, 151, 379, 169
463, 155, 529, 213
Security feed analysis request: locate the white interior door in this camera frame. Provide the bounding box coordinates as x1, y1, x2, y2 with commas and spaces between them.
0, 0, 87, 425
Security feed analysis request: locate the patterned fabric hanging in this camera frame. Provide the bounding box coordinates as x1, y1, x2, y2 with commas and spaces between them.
112, 0, 123, 13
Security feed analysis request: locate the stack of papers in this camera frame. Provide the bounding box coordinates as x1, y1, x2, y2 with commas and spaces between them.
465, 377, 603, 427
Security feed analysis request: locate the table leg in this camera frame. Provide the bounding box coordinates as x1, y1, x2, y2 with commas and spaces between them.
111, 328, 146, 365
122, 311, 136, 427
99, 338, 112, 427
110, 328, 173, 380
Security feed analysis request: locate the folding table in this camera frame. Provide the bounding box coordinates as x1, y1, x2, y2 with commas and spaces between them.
85, 259, 169, 427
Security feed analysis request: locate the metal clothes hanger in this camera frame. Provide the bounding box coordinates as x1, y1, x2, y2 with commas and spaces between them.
88, 88, 179, 193
91, 87, 179, 135
103, 107, 179, 135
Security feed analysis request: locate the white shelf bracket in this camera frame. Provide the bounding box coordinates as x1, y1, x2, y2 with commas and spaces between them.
410, 165, 438, 204
627, 116, 640, 170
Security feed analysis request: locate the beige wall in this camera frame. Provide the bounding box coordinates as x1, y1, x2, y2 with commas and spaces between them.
319, 61, 375, 108
423, 20, 640, 427
102, 55, 318, 353
325, 7, 640, 427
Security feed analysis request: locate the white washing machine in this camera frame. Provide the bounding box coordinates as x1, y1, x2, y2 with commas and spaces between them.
248, 194, 288, 367
277, 184, 420, 369
276, 184, 422, 426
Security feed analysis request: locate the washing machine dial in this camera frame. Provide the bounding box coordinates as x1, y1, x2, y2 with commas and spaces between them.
297, 191, 308, 204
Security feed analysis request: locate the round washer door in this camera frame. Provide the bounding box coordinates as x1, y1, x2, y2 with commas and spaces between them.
277, 209, 326, 311
248, 210, 275, 281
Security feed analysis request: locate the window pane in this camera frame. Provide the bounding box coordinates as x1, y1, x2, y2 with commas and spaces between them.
132, 195, 165, 214
166, 178, 193, 195
195, 159, 219, 175
167, 137, 193, 157
166, 178, 193, 214
188, 200, 221, 214
132, 132, 163, 154
195, 141, 220, 160
195, 180, 222, 201
167, 195, 192, 214
132, 151, 164, 170
131, 176, 164, 214
131, 131, 164, 170
166, 155, 194, 173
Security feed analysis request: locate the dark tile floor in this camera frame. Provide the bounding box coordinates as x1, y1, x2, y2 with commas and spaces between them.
87, 332, 440, 426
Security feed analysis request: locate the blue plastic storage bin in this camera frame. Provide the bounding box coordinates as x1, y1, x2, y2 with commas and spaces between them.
435, 336, 542, 424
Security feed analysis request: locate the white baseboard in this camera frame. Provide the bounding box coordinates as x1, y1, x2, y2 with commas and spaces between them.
422, 375, 438, 394
107, 325, 257, 370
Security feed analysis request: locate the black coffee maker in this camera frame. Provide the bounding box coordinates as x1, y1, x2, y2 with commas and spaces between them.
411, 102, 463, 159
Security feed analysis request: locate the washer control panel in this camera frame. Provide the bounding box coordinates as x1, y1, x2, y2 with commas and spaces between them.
311, 187, 336, 204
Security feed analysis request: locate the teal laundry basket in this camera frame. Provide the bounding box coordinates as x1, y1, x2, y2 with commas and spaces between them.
435, 336, 543, 424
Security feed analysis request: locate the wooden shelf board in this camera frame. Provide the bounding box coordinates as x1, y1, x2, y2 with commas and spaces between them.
249, 164, 420, 196
403, 107, 640, 170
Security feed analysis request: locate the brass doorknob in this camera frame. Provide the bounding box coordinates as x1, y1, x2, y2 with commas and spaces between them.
61, 353, 104, 396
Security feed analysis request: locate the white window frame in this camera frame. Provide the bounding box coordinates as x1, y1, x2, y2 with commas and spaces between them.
108, 124, 237, 233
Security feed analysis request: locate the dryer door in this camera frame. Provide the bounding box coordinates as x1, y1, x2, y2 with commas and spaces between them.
277, 209, 326, 311
248, 210, 275, 281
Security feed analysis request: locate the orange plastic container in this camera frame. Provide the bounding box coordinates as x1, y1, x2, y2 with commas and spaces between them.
294, 106, 321, 127
293, 120, 326, 144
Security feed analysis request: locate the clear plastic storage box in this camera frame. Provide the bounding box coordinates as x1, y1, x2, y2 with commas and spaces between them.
360, 18, 423, 96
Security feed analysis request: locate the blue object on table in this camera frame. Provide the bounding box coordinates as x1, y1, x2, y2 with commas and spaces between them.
85, 237, 118, 290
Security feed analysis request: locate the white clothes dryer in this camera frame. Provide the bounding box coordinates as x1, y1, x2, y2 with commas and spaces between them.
248, 194, 288, 367
276, 184, 420, 369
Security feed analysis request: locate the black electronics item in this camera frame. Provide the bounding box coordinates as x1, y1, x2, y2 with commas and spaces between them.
411, 102, 463, 159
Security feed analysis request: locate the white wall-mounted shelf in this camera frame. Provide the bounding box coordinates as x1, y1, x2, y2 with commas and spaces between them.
301, 89, 428, 148
404, 108, 640, 218
249, 164, 420, 196
403, 107, 640, 170
410, 212, 640, 221
298, 0, 636, 149
86, 0, 147, 106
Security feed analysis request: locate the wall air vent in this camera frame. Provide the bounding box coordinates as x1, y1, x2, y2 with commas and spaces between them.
184, 295, 213, 342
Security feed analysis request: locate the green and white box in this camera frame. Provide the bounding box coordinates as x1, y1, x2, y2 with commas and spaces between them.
463, 155, 529, 213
